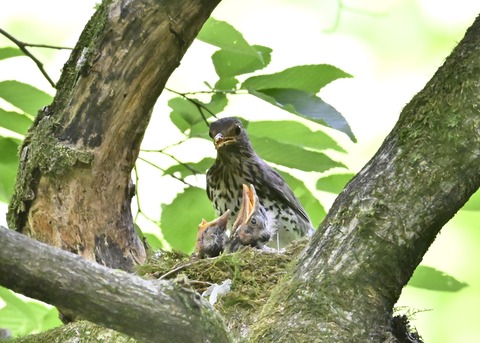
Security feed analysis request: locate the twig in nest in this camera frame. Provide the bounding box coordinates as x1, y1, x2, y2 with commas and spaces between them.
158, 261, 195, 280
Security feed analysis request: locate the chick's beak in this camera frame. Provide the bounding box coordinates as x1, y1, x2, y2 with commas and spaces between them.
198, 209, 231, 232
233, 184, 257, 229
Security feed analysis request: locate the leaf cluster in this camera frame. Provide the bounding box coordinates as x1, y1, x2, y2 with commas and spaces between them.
140, 18, 358, 254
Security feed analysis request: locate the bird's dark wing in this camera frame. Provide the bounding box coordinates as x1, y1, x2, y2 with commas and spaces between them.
206, 165, 216, 202
257, 160, 311, 224
206, 173, 212, 201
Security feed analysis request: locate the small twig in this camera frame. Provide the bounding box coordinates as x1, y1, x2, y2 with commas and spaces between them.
158, 261, 195, 280
142, 149, 201, 175
162, 151, 200, 174
133, 165, 141, 219
140, 139, 188, 154
17, 42, 73, 50
165, 87, 217, 126
189, 280, 213, 286
0, 28, 58, 88
133, 165, 159, 225
180, 89, 238, 96
137, 156, 193, 186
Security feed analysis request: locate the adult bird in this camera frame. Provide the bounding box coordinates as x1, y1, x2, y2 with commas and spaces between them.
195, 210, 230, 258
229, 184, 275, 252
206, 117, 314, 248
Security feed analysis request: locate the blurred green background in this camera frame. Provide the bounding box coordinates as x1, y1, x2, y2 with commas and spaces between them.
1, 0, 479, 341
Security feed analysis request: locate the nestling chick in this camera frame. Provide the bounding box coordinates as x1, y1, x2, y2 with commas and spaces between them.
229, 184, 275, 252
195, 209, 230, 258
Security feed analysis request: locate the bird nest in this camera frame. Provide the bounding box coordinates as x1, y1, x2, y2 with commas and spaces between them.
136, 239, 308, 339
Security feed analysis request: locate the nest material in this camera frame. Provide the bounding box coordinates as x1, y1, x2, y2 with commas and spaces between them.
136, 239, 308, 339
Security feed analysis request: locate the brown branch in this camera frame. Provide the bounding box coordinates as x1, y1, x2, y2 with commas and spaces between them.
7, 0, 221, 271
0, 226, 231, 343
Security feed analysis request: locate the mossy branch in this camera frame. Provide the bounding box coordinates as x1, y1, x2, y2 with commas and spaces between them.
0, 226, 231, 343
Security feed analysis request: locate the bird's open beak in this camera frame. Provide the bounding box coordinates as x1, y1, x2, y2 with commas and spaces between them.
214, 133, 235, 149
198, 209, 231, 233
233, 184, 257, 229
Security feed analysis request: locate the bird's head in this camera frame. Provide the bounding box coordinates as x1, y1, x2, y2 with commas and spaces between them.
230, 184, 271, 250
208, 117, 250, 152
196, 209, 230, 258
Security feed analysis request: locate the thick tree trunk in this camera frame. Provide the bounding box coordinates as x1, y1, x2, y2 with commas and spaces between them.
7, 0, 220, 271
0, 226, 231, 343
249, 14, 480, 342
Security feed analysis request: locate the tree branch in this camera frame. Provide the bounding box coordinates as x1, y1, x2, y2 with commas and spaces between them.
250, 14, 480, 342
0, 226, 231, 343
7, 0, 221, 271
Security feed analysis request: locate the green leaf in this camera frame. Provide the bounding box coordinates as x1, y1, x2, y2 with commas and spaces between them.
242, 64, 352, 93
0, 137, 20, 203
169, 86, 228, 135
197, 18, 260, 59
207, 94, 228, 115
250, 88, 356, 141
0, 47, 23, 61
248, 120, 346, 153
0, 287, 37, 336
408, 266, 468, 292
0, 108, 33, 135
169, 97, 203, 133
163, 157, 215, 179
142, 232, 165, 251
161, 187, 215, 254
0, 81, 52, 116
0, 287, 61, 337
277, 170, 325, 228
189, 121, 211, 140
250, 136, 345, 172
38, 307, 62, 331
198, 18, 270, 77
212, 45, 272, 78
316, 173, 355, 194
463, 189, 480, 211
213, 77, 238, 92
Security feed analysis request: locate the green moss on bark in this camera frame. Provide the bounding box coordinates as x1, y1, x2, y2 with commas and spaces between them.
6, 0, 112, 231
11, 321, 135, 343
7, 114, 93, 231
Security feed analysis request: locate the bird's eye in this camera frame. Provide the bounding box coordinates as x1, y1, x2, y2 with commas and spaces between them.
250, 217, 257, 225
234, 125, 241, 135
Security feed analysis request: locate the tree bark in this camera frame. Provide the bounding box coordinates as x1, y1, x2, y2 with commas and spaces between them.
7, 0, 221, 271
249, 14, 480, 342
0, 226, 231, 343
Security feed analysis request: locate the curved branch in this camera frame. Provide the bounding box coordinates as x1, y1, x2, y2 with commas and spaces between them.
7, 0, 221, 271
0, 226, 231, 343
251, 14, 480, 342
